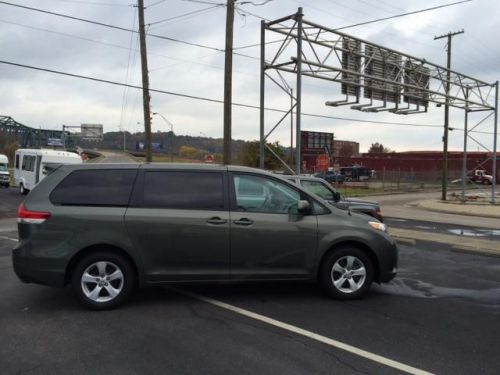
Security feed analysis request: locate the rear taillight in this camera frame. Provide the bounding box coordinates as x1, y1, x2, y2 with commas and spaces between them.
17, 203, 51, 224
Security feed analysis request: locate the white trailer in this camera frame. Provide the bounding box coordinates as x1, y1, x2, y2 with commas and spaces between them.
13, 149, 82, 194
0, 154, 10, 188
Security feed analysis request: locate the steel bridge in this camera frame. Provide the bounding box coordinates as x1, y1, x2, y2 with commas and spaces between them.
0, 116, 72, 148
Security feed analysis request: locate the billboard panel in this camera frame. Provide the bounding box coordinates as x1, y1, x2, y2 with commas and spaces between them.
152, 142, 163, 151
81, 124, 103, 140
47, 137, 63, 147
364, 45, 401, 103
341, 37, 361, 96
301, 131, 334, 152
403, 60, 430, 107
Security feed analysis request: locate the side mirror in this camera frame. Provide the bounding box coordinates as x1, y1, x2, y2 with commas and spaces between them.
297, 200, 311, 214
334, 192, 341, 202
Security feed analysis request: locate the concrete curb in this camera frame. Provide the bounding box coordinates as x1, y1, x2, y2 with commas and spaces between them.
390, 228, 500, 257
416, 200, 500, 219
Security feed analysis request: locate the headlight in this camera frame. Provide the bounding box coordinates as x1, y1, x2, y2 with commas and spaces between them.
368, 221, 386, 232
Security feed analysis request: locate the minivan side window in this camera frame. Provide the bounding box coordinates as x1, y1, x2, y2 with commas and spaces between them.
15, 154, 19, 169
143, 171, 224, 210
233, 174, 300, 214
50, 169, 137, 206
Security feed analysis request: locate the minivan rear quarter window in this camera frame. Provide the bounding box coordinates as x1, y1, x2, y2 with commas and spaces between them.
50, 169, 137, 206
143, 171, 224, 210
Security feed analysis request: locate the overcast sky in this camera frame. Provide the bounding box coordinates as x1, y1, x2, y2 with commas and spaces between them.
0, 0, 498, 152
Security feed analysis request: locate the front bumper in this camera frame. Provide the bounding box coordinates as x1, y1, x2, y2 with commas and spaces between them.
380, 266, 397, 283
376, 235, 398, 283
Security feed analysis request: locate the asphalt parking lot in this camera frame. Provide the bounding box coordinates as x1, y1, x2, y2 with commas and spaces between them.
1, 187, 500, 374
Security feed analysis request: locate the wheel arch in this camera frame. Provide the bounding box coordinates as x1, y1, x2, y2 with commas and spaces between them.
65, 244, 140, 286
317, 240, 380, 283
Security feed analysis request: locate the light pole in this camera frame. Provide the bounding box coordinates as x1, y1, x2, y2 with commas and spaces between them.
152, 112, 174, 162
119, 126, 126, 151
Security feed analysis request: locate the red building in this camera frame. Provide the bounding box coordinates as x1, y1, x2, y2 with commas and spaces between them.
335, 151, 500, 182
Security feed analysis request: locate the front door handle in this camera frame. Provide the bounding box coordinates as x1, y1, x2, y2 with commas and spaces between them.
206, 217, 227, 225
233, 218, 254, 226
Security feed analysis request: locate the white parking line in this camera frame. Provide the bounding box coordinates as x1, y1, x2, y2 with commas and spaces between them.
175, 288, 434, 375
0, 235, 18, 242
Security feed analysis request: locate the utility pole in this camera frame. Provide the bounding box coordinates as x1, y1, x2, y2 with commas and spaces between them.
137, 0, 152, 162
295, 7, 303, 174
290, 88, 294, 168
434, 29, 464, 201
223, 0, 235, 165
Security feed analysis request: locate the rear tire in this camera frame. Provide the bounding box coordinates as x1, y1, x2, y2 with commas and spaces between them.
71, 251, 135, 310
319, 247, 374, 300
20, 184, 28, 195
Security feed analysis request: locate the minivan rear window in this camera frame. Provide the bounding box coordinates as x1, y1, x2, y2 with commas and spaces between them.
50, 169, 137, 206
143, 171, 224, 210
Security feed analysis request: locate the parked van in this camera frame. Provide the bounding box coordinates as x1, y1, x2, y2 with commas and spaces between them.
0, 154, 10, 188
13, 149, 82, 195
13, 164, 398, 309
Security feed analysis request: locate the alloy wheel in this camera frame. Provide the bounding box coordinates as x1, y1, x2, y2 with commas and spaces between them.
81, 261, 124, 303
330, 255, 366, 294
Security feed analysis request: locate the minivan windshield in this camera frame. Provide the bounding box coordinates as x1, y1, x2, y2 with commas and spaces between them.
300, 180, 336, 201
0, 164, 8, 172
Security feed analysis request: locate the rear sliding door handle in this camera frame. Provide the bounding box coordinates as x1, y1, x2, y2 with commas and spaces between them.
206, 217, 227, 225
233, 218, 254, 226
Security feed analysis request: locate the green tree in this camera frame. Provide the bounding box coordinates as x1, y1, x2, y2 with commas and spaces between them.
0, 133, 18, 166
368, 142, 392, 153
237, 141, 287, 170
179, 145, 199, 159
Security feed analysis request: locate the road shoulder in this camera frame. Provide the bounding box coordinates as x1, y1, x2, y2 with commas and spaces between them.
391, 227, 500, 257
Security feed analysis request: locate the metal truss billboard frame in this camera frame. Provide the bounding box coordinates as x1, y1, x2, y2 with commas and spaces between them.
259, 7, 498, 202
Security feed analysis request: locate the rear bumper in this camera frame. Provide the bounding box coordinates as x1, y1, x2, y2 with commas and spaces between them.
12, 245, 66, 287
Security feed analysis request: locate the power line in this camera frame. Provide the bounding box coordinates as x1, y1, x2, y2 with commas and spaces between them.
145, 0, 166, 8
0, 59, 451, 129
239, 0, 274, 5
350, 0, 498, 67
119, 10, 139, 132
233, 0, 473, 50
0, 1, 223, 52
51, 0, 132, 6
0, 0, 259, 60
148, 4, 223, 26
334, 0, 472, 31
181, 0, 223, 5
0, 19, 234, 72
149, 6, 224, 29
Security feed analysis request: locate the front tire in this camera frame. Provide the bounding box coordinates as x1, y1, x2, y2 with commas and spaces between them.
319, 247, 374, 300
71, 251, 135, 310
20, 184, 28, 195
